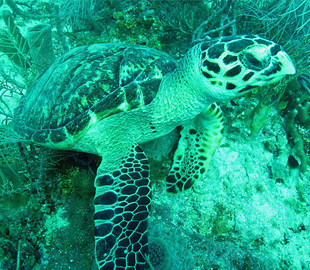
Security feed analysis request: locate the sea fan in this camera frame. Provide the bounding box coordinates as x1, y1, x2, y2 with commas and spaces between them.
0, 10, 30, 68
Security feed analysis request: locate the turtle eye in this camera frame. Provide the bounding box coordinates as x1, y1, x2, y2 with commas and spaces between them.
239, 45, 271, 71
245, 54, 262, 69
240, 52, 268, 71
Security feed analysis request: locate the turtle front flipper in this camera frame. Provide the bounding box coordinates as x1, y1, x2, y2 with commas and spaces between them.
166, 103, 223, 193
94, 144, 151, 269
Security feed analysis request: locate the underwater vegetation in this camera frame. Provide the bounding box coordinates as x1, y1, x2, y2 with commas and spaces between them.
0, 0, 309, 269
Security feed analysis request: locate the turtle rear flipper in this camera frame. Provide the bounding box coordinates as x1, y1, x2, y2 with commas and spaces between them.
94, 144, 151, 269
166, 103, 223, 193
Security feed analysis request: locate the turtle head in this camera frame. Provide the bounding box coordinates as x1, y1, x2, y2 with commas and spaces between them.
198, 35, 296, 100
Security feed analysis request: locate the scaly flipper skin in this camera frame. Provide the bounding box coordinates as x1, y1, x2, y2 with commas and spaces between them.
166, 103, 223, 193
94, 144, 151, 269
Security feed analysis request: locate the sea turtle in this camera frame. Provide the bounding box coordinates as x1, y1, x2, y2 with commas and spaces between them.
13, 35, 295, 269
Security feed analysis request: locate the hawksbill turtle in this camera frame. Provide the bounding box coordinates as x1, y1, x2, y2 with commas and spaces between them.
13, 35, 295, 269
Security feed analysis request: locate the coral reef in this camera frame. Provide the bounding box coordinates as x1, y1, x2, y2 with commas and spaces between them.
0, 0, 309, 269
285, 101, 310, 172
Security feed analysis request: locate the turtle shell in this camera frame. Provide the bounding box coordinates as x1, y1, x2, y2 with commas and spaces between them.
13, 43, 176, 147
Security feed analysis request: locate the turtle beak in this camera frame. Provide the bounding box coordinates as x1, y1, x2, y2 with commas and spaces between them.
255, 50, 296, 86
277, 50, 296, 75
